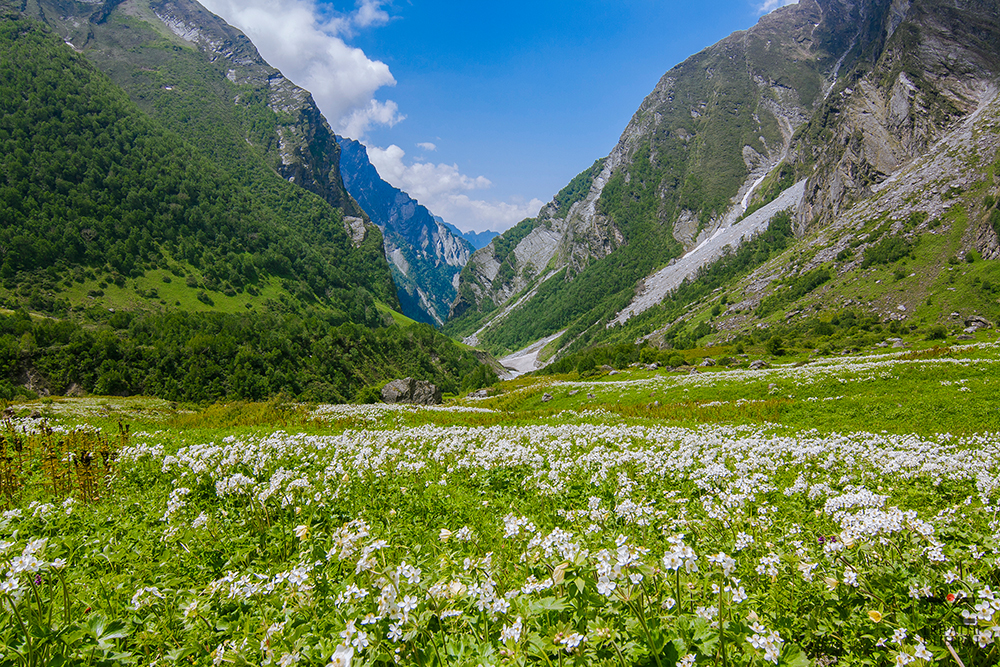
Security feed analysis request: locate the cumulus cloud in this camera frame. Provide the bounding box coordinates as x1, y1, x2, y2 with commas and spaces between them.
198, 0, 399, 137
367, 145, 544, 233
416, 142, 438, 152
352, 0, 389, 28
340, 100, 405, 140
756, 0, 798, 14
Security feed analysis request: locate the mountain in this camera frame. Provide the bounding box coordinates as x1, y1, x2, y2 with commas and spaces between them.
337, 138, 474, 325
0, 1, 486, 400
438, 219, 500, 250
446, 0, 1000, 366
4, 0, 394, 314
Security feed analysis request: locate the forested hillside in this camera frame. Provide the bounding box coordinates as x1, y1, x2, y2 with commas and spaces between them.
0, 309, 480, 403
0, 9, 485, 401
0, 11, 393, 315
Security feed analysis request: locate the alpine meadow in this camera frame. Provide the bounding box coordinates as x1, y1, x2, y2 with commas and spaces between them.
3, 0, 1000, 666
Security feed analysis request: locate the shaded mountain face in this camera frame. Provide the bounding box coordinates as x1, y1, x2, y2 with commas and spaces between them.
337, 138, 473, 326
447, 0, 1000, 359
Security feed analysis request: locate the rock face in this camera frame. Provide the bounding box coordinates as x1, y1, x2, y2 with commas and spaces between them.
795, 0, 1000, 229
381, 378, 442, 405
19, 0, 393, 291
449, 0, 1000, 362
448, 0, 859, 349
337, 138, 474, 325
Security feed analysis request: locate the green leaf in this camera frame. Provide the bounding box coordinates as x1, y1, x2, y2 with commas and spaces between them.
528, 596, 568, 613
781, 643, 812, 667
164, 645, 199, 662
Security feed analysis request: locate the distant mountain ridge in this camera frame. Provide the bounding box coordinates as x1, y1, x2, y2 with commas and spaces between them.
337, 138, 474, 325
437, 219, 499, 250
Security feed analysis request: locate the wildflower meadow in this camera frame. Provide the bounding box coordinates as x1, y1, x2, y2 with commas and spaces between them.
2, 341, 1000, 666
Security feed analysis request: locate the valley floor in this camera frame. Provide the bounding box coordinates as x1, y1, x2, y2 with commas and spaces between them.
2, 336, 1000, 666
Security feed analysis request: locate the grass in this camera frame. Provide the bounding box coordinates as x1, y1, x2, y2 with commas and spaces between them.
2, 340, 1000, 666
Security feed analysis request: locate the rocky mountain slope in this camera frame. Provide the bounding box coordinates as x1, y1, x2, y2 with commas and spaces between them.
611, 82, 1000, 358
0, 1, 487, 401
447, 0, 1000, 364
338, 138, 473, 325
7, 0, 400, 311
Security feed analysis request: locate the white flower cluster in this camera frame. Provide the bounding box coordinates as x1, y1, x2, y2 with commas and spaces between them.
747, 622, 783, 664
1, 537, 51, 595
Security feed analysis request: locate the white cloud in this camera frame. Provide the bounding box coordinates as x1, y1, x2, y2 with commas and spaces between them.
367, 144, 544, 233
353, 0, 389, 28
416, 142, 437, 152
340, 100, 405, 140
756, 0, 798, 14
198, 0, 399, 137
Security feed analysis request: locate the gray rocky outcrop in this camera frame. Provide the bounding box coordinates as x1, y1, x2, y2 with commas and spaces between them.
965, 315, 993, 331
381, 378, 442, 405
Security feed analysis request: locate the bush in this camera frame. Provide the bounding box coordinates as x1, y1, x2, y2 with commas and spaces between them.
925, 325, 947, 341
862, 235, 913, 268
577, 356, 597, 374
666, 353, 687, 368
765, 335, 786, 356
354, 385, 383, 404
639, 348, 659, 364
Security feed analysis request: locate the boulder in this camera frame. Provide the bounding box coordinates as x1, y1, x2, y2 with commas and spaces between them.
749, 360, 770, 370
541, 393, 553, 403
699, 358, 716, 367
965, 315, 993, 330
381, 378, 442, 405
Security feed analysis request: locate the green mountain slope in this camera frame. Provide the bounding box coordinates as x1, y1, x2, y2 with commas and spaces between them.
448, 0, 1000, 369
447, 0, 842, 353
0, 6, 393, 317
0, 7, 484, 401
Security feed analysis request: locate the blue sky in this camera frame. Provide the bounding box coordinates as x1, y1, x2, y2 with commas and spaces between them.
199, 0, 793, 232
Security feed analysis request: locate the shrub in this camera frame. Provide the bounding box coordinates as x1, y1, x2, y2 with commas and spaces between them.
925, 325, 947, 341
765, 335, 786, 356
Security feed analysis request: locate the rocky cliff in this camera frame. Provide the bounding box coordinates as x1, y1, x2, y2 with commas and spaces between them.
19, 0, 387, 261
793, 0, 1000, 228
448, 0, 1000, 359
338, 138, 474, 325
